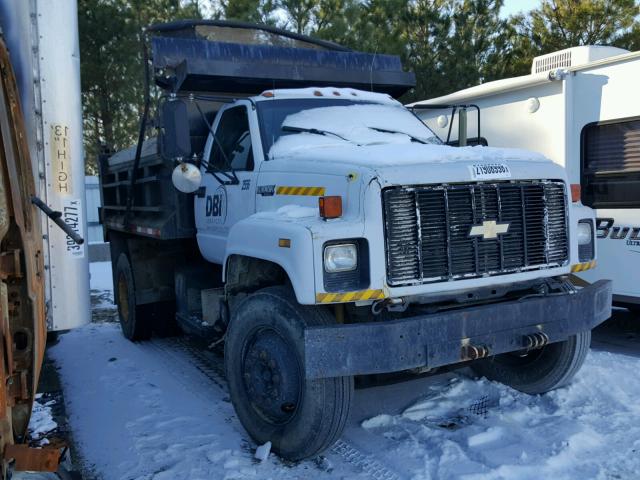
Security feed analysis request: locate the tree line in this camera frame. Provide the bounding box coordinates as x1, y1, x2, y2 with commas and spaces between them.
80, 0, 640, 172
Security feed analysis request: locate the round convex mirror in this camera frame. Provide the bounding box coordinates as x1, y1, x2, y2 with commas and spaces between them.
172, 162, 202, 193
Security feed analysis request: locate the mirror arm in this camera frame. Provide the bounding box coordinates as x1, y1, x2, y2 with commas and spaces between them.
199, 158, 240, 186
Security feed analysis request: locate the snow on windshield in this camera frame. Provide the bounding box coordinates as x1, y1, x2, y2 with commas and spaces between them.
268, 103, 441, 159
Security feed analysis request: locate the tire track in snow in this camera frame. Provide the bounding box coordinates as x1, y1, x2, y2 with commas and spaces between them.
151, 335, 403, 480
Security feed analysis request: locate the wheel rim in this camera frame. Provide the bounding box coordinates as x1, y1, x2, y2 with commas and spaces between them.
118, 272, 130, 326
241, 327, 302, 425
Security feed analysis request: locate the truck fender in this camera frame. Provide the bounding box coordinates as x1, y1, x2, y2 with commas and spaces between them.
223, 216, 316, 304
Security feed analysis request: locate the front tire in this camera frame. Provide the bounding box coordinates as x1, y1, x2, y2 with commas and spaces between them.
471, 331, 591, 394
225, 286, 353, 461
115, 253, 152, 341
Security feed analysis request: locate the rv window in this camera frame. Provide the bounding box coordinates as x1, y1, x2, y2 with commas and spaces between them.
581, 118, 640, 208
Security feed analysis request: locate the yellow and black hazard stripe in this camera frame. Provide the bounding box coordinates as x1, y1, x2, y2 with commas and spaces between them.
571, 260, 596, 272
316, 289, 386, 304
276, 186, 326, 196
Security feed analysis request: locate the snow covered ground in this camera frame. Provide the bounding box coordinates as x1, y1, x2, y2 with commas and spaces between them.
47, 262, 640, 480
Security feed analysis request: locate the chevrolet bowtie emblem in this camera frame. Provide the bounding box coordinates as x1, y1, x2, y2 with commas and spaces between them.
469, 220, 510, 240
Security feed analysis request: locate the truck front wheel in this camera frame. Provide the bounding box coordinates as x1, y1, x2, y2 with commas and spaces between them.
115, 253, 152, 341
225, 286, 353, 461
471, 331, 591, 394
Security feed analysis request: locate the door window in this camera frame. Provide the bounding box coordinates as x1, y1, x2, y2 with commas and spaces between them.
208, 106, 254, 172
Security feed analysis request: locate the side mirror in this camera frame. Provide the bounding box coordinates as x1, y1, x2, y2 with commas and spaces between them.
172, 162, 202, 193
161, 99, 191, 159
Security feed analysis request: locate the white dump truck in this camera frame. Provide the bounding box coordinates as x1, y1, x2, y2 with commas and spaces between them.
417, 45, 640, 312
100, 21, 612, 460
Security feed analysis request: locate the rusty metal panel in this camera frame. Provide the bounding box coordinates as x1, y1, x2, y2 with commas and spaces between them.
4, 444, 60, 472
0, 34, 47, 476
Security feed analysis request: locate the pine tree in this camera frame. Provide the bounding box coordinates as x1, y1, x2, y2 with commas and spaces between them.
492, 0, 640, 80
79, 0, 201, 172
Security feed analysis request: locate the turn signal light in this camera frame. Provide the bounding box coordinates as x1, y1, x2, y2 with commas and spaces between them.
319, 196, 342, 219
570, 184, 581, 202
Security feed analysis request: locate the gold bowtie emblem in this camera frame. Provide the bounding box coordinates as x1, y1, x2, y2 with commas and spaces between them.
469, 220, 510, 240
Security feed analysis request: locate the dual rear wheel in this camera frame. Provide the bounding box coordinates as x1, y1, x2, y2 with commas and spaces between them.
115, 253, 178, 341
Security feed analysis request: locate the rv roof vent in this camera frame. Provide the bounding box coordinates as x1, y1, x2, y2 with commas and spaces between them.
531, 46, 629, 74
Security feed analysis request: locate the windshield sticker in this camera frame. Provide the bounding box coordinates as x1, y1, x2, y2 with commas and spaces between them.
469, 163, 511, 180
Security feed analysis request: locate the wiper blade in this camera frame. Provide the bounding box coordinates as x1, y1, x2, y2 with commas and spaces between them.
367, 126, 429, 144
282, 125, 351, 143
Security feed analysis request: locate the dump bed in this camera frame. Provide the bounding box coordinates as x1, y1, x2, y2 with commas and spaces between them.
100, 20, 416, 241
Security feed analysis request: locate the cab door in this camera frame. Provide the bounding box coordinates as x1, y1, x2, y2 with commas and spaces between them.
195, 103, 258, 264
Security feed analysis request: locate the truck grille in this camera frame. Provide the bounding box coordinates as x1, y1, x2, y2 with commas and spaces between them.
382, 181, 569, 286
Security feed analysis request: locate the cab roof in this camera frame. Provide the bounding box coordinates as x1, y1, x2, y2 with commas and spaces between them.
252, 87, 400, 105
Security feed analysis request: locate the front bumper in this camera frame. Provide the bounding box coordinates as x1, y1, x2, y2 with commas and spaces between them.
304, 280, 612, 379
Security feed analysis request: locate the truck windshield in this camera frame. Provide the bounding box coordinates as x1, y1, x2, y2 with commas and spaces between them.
256, 98, 441, 159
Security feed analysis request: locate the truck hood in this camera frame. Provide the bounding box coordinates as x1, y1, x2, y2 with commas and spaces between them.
267, 141, 566, 185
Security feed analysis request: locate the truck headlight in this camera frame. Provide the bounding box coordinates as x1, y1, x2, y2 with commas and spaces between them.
577, 221, 592, 245
324, 244, 358, 272
578, 219, 594, 262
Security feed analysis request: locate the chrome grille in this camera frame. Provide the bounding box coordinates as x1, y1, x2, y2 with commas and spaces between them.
383, 181, 569, 286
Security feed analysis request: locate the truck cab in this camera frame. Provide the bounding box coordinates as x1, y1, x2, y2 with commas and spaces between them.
99, 20, 612, 462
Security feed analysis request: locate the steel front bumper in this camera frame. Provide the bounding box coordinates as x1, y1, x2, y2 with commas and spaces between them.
304, 280, 612, 379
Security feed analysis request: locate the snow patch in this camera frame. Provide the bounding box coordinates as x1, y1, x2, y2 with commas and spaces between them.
269, 103, 440, 160
467, 427, 505, 448
259, 87, 398, 105
361, 414, 394, 429
254, 441, 271, 462
48, 324, 364, 479
359, 352, 640, 479
270, 140, 548, 170
28, 397, 57, 445
253, 204, 319, 220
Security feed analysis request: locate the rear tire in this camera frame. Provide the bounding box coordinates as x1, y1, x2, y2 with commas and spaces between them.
225, 286, 353, 461
115, 253, 152, 341
471, 331, 591, 394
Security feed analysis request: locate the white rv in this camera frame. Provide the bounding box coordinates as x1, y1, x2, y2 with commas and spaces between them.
416, 45, 640, 311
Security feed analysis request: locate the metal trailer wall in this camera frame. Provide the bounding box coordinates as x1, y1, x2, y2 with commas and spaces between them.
0, 0, 90, 331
